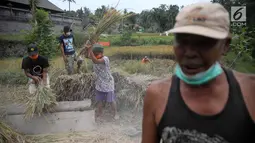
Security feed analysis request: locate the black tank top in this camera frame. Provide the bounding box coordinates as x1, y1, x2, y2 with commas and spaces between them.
157, 69, 255, 143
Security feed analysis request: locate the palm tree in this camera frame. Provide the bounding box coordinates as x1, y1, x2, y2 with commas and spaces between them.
63, 0, 76, 11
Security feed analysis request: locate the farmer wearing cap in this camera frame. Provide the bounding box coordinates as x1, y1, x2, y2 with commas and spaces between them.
21, 44, 50, 94
142, 2, 255, 143
85, 43, 119, 120
59, 26, 82, 74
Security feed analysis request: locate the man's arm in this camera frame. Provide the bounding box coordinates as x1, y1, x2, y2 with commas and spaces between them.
77, 45, 86, 57
22, 58, 35, 80
24, 69, 33, 79
42, 68, 48, 85
60, 43, 67, 62
42, 57, 50, 85
73, 34, 77, 47
142, 84, 158, 143
247, 74, 255, 122
24, 69, 40, 84
234, 72, 255, 123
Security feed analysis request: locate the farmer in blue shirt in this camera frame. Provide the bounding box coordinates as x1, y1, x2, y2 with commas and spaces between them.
59, 26, 81, 74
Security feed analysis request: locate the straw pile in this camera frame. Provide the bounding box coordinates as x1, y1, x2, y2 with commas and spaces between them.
0, 121, 27, 143
24, 84, 57, 120
113, 73, 157, 110
89, 9, 133, 42
53, 72, 154, 110
53, 73, 96, 101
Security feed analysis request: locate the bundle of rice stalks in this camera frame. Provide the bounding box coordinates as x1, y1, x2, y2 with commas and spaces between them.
24, 84, 57, 120
90, 9, 133, 42
53, 73, 96, 101
83, 9, 134, 57
0, 121, 27, 143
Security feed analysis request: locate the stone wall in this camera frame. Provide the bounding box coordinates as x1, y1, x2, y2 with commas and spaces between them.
0, 40, 26, 58
0, 6, 83, 34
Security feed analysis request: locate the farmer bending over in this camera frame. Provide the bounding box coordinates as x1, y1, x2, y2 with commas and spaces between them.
142, 3, 255, 143
21, 44, 50, 94
59, 26, 82, 74
142, 56, 150, 64
85, 43, 119, 120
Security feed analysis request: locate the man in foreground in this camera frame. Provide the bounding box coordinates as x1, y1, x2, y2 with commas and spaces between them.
22, 44, 50, 94
142, 2, 255, 143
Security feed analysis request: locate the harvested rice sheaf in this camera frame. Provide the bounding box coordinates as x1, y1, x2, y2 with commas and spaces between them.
0, 121, 27, 143
24, 84, 57, 120
83, 9, 134, 57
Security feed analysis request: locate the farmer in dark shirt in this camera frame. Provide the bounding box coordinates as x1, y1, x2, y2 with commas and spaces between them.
59, 26, 81, 74
21, 44, 50, 94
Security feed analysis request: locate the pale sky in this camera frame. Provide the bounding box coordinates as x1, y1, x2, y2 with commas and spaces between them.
49, 0, 211, 13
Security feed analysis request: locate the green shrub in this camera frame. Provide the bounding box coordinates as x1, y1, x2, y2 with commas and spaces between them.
120, 30, 132, 46
121, 60, 153, 74
25, 9, 58, 59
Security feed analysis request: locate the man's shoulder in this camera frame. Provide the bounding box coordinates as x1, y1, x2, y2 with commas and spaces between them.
233, 71, 255, 85
233, 71, 255, 99
38, 55, 49, 62
146, 77, 172, 101
147, 77, 172, 92
22, 56, 29, 60
103, 56, 109, 60
59, 35, 64, 39
22, 56, 30, 65
233, 70, 255, 122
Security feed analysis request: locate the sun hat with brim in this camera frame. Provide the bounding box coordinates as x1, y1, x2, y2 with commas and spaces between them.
167, 2, 230, 39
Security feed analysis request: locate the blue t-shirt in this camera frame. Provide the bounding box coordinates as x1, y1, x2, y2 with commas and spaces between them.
59, 34, 75, 55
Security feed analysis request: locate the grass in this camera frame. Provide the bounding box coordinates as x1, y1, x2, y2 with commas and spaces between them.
0, 45, 173, 85
99, 35, 173, 46
0, 45, 254, 85
104, 45, 174, 56
114, 59, 175, 76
